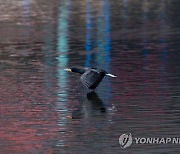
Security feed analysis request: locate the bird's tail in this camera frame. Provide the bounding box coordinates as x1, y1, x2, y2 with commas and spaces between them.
106, 73, 117, 78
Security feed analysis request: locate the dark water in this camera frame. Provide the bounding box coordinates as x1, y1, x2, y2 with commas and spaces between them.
0, 0, 180, 153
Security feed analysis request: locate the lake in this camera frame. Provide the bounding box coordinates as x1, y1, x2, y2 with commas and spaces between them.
0, 0, 180, 153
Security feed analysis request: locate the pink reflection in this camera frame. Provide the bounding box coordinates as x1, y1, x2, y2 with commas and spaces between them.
0, 67, 59, 153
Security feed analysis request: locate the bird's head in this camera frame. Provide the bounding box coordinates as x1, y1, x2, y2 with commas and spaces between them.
64, 68, 77, 72
64, 68, 72, 72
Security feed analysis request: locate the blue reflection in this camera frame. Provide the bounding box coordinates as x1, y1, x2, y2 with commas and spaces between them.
122, 0, 129, 19
96, 0, 111, 101
57, 0, 71, 102
103, 0, 111, 65
122, 0, 129, 34
159, 0, 168, 103
141, 0, 149, 88
85, 0, 92, 67
96, 0, 111, 69
160, 0, 167, 63
56, 0, 71, 147
142, 0, 148, 57
159, 0, 168, 83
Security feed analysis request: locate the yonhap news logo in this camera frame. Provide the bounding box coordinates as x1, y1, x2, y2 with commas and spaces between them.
119, 133, 132, 149
119, 133, 180, 149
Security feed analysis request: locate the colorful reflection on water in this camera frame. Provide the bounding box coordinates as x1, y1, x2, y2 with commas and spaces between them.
0, 0, 180, 153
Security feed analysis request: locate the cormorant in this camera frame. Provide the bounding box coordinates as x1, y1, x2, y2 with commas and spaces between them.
64, 67, 116, 91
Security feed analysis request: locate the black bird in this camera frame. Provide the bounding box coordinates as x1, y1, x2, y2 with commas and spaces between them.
64, 67, 116, 91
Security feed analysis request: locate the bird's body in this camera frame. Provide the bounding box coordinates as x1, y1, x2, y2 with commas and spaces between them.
64, 67, 116, 92
80, 68, 106, 90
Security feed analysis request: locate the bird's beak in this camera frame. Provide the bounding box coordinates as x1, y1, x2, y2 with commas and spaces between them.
64, 68, 72, 72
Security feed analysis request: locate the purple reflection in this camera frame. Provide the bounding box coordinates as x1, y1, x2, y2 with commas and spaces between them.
21, 0, 31, 25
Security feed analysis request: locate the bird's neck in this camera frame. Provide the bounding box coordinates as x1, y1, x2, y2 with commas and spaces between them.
73, 68, 85, 74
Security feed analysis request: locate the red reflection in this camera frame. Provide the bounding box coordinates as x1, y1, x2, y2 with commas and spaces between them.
0, 68, 59, 153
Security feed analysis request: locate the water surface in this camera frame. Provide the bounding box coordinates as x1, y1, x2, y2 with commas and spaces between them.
0, 0, 180, 153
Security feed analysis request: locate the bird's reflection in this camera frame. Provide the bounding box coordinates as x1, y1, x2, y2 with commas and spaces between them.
72, 91, 106, 119
86, 92, 106, 112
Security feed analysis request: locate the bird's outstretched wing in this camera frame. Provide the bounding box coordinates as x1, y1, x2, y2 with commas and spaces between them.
77, 68, 105, 92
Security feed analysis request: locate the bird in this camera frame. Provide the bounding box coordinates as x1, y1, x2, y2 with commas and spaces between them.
64, 67, 117, 92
